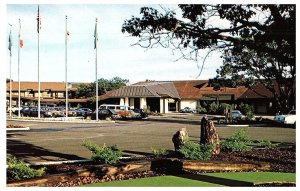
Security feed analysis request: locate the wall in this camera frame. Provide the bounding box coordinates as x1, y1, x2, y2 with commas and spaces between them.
180, 99, 197, 110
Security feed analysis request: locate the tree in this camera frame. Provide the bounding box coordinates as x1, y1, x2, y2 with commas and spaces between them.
122, 4, 295, 112
75, 77, 129, 99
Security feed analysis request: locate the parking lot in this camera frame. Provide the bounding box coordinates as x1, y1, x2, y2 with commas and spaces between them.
7, 116, 295, 164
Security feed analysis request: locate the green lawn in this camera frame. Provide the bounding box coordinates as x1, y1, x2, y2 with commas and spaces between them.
84, 175, 223, 187
82, 172, 295, 187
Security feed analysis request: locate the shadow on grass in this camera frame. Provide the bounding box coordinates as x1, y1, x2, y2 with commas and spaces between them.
176, 174, 253, 187
7, 139, 85, 163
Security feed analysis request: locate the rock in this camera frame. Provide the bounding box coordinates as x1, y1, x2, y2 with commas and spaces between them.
200, 116, 220, 154
172, 127, 189, 151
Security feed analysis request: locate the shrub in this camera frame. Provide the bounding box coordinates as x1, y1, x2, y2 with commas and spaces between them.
196, 106, 207, 114
151, 147, 167, 157
258, 140, 279, 148
239, 103, 255, 120
209, 102, 219, 114
221, 129, 252, 152
7, 156, 45, 181
219, 103, 233, 115
178, 141, 213, 160
82, 140, 122, 164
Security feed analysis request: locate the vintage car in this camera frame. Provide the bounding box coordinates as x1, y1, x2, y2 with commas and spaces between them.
274, 110, 296, 126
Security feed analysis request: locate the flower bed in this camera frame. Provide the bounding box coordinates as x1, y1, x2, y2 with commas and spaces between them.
7, 147, 295, 187
7, 124, 26, 128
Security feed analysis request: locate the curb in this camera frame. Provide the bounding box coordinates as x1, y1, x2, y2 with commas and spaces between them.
30, 157, 133, 166
6, 127, 30, 131
147, 117, 272, 127
7, 118, 115, 124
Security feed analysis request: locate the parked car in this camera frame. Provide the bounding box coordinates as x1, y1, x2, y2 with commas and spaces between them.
7, 105, 22, 113
76, 108, 92, 116
18, 106, 32, 117
132, 108, 148, 119
84, 109, 121, 120
117, 110, 142, 120
180, 107, 196, 113
231, 110, 244, 120
29, 107, 52, 117
274, 110, 296, 126
47, 107, 65, 117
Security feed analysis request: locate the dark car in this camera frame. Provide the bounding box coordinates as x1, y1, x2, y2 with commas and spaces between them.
28, 107, 51, 118
132, 108, 148, 119
76, 108, 92, 116
84, 109, 121, 120
18, 106, 33, 117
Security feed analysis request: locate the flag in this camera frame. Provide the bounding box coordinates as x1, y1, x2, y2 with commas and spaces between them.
19, 19, 23, 48
94, 18, 98, 49
8, 26, 12, 55
37, 5, 41, 33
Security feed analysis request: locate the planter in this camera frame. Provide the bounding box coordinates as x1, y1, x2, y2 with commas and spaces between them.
7, 159, 270, 187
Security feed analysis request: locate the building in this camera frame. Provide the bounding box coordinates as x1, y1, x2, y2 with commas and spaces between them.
99, 81, 180, 113
6, 80, 279, 114
6, 81, 87, 107
173, 80, 248, 110
99, 80, 283, 114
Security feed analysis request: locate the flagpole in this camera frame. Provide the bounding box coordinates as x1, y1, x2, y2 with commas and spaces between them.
18, 19, 21, 117
95, 18, 98, 121
65, 15, 68, 119
9, 24, 12, 118
37, 5, 41, 119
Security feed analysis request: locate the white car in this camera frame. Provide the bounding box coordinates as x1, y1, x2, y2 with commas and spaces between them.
274, 110, 296, 125
231, 110, 244, 120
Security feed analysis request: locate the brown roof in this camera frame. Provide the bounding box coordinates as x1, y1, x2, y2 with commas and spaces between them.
239, 83, 274, 99
7, 96, 88, 103
99, 80, 249, 100
100, 82, 180, 100
199, 86, 248, 100
173, 80, 208, 99
173, 80, 248, 99
6, 81, 76, 91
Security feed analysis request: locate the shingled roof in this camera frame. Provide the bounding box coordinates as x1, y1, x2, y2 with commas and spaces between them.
239, 83, 274, 99
6, 81, 76, 91
173, 80, 208, 99
172, 80, 248, 100
100, 82, 180, 99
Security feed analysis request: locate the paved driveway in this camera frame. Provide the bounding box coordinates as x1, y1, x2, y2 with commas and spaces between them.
7, 119, 295, 163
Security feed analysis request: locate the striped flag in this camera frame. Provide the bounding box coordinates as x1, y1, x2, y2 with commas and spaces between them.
37, 5, 41, 33
94, 18, 98, 49
19, 19, 23, 48
8, 26, 12, 55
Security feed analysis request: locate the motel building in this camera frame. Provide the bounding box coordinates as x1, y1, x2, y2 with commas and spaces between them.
6, 81, 87, 108
6, 80, 277, 114
99, 80, 277, 114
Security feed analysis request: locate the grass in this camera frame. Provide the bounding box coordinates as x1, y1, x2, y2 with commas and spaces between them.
82, 172, 295, 187
206, 172, 295, 184
83, 175, 223, 187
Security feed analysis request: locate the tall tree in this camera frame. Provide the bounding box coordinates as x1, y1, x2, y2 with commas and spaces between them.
75, 77, 129, 99
122, 4, 295, 112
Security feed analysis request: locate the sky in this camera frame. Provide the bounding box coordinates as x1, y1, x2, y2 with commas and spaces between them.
6, 3, 224, 84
